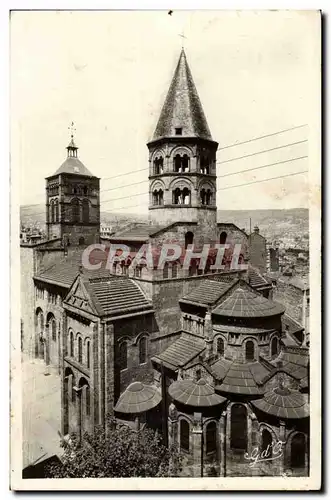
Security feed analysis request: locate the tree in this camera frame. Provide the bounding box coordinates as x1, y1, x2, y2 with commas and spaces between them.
46, 422, 183, 478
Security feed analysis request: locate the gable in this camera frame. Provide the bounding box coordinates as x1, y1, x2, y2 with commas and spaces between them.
64, 276, 98, 316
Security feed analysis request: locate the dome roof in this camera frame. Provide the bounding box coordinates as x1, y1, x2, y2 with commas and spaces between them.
114, 382, 161, 414
168, 377, 226, 407
213, 287, 285, 319
251, 387, 309, 419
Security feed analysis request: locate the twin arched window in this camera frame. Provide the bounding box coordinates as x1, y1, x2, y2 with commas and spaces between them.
153, 189, 164, 206
153, 156, 164, 175
173, 187, 191, 205
200, 188, 212, 206
174, 154, 189, 173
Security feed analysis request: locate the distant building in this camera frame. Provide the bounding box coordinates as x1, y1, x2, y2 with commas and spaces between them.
100, 224, 113, 238
248, 226, 267, 274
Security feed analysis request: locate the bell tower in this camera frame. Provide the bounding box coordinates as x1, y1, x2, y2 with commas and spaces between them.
46, 127, 100, 246
147, 49, 218, 227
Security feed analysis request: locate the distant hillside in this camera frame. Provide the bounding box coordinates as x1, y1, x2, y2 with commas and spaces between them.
20, 205, 308, 240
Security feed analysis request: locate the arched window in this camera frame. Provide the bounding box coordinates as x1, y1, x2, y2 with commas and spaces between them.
182, 187, 191, 205
153, 189, 164, 206
86, 385, 91, 416
217, 337, 224, 356
51, 319, 57, 341
86, 340, 90, 368
119, 341, 127, 371
200, 188, 206, 205
70, 331, 74, 357
185, 231, 194, 249
153, 156, 163, 175
50, 201, 55, 223
139, 336, 147, 364
231, 404, 247, 450
206, 189, 212, 205
182, 154, 189, 172
261, 429, 273, 458
174, 154, 182, 172
72, 375, 76, 403
79, 236, 85, 246
71, 198, 80, 223
200, 156, 210, 174
82, 199, 89, 223
83, 186, 88, 195
180, 420, 190, 452
246, 340, 255, 361
78, 337, 83, 364
206, 421, 217, 454
55, 200, 59, 222
271, 337, 279, 357
291, 434, 306, 468
219, 231, 227, 245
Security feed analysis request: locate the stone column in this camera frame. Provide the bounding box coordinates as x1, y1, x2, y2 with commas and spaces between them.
192, 412, 203, 477
279, 420, 286, 475
168, 404, 178, 450
74, 386, 83, 444
104, 322, 115, 436
219, 411, 227, 477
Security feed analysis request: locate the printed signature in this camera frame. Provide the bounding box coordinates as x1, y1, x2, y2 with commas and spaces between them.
244, 440, 286, 467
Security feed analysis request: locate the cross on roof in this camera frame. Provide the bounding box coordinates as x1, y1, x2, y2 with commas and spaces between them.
178, 32, 187, 48
68, 121, 76, 138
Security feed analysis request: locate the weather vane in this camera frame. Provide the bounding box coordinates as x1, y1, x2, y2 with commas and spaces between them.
68, 121, 76, 138
178, 32, 187, 49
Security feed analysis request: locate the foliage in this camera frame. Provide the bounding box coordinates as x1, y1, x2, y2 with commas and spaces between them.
46, 422, 183, 478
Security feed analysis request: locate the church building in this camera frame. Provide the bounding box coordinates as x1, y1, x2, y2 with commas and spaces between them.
20, 48, 309, 478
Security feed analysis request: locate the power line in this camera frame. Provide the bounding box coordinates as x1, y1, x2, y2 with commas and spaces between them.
21, 168, 309, 219
101, 179, 148, 193
102, 192, 147, 204
217, 124, 307, 151
218, 140, 307, 165
103, 167, 147, 181
218, 155, 308, 179
218, 170, 308, 192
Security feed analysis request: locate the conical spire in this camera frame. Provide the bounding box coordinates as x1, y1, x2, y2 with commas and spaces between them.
152, 49, 213, 142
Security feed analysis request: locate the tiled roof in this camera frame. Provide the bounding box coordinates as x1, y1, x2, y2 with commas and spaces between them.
114, 382, 161, 414
151, 49, 214, 142
110, 223, 168, 241
34, 251, 110, 288
213, 287, 285, 318
152, 334, 205, 370
269, 349, 308, 381
251, 387, 309, 419
168, 378, 226, 407
212, 359, 269, 396
51, 157, 95, 177
84, 277, 152, 317
181, 278, 235, 306
282, 314, 304, 336
248, 267, 270, 288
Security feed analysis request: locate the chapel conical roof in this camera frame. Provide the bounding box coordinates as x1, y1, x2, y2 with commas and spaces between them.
152, 49, 213, 142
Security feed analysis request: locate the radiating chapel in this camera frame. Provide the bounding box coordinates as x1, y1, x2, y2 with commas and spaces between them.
20, 49, 309, 477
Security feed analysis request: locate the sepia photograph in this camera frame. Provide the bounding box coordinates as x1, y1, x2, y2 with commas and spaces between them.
10, 9, 321, 490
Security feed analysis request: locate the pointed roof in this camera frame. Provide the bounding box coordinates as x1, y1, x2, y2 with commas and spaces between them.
152, 49, 213, 142
47, 136, 96, 178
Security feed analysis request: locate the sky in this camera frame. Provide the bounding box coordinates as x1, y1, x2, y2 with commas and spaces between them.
11, 10, 319, 214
